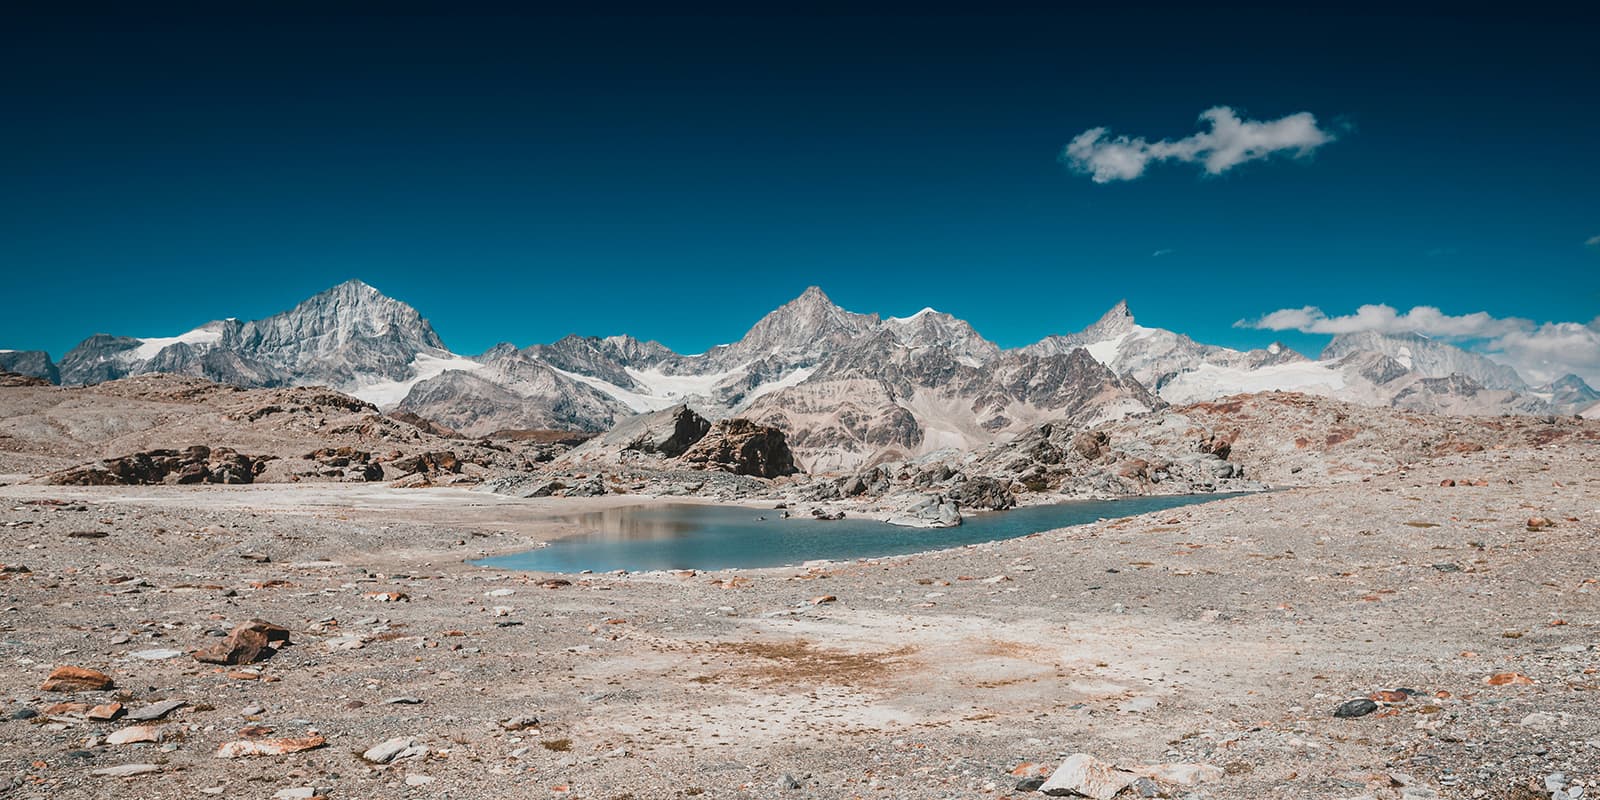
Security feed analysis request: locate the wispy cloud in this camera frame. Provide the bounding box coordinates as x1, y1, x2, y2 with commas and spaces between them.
1586, 234, 1600, 248
1238, 304, 1527, 338
1062, 106, 1336, 183
1151, 248, 1176, 257
1237, 304, 1600, 386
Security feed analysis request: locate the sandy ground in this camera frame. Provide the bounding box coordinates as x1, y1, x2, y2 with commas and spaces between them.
1, 442, 1597, 799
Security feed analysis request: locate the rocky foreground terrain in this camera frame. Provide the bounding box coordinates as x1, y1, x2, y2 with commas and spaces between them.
1, 374, 1599, 799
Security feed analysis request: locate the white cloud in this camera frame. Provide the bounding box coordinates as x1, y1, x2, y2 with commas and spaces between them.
1240, 304, 1528, 338
1062, 106, 1335, 183
1492, 319, 1600, 387
1151, 248, 1175, 257
1586, 234, 1600, 248
1237, 304, 1600, 387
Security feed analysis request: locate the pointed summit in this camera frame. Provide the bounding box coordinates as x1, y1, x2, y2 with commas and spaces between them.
733, 287, 873, 355
1093, 299, 1134, 329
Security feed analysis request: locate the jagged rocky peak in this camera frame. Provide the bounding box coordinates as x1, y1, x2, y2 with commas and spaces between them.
882, 307, 1000, 363
1084, 299, 1137, 338
241, 279, 444, 353
730, 286, 876, 356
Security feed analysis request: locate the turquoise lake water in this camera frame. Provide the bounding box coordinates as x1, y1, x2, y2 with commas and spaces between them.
476, 493, 1243, 573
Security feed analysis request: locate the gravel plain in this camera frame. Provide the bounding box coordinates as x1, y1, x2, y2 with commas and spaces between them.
2, 437, 1597, 799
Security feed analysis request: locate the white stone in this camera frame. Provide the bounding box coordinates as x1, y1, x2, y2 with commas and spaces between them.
1039, 754, 1139, 800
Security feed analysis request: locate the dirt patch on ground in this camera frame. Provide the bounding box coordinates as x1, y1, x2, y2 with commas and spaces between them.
707, 639, 916, 687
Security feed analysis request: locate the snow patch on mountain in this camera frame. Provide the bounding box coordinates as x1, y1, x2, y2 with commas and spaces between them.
625, 366, 743, 400
547, 365, 684, 414
128, 324, 226, 360
348, 351, 484, 407
739, 367, 817, 406
1161, 360, 1349, 404
886, 307, 938, 323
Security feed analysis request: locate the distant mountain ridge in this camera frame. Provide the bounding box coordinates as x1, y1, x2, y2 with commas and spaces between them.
13, 280, 1593, 471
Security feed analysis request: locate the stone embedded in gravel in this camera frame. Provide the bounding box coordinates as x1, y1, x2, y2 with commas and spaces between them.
127, 700, 186, 721
194, 619, 291, 665
273, 788, 330, 800
87, 702, 125, 721
383, 696, 423, 705
1486, 671, 1535, 686
779, 774, 803, 790
128, 648, 184, 660
41, 665, 114, 692
500, 716, 539, 731
91, 763, 161, 778
106, 724, 169, 745
1334, 698, 1379, 718
362, 736, 427, 764
1038, 753, 1139, 799
10, 706, 39, 720
1134, 762, 1225, 786
405, 774, 436, 786
214, 734, 327, 758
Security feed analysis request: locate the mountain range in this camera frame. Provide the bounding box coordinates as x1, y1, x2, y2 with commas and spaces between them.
5, 279, 1595, 471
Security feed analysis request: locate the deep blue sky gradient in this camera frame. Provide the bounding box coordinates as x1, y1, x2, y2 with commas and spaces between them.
3, 4, 1597, 360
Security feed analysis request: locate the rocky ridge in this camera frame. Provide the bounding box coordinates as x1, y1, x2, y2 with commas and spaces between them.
16, 282, 1596, 475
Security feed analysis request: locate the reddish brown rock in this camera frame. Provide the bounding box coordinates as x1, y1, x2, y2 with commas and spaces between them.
41, 666, 114, 692
214, 734, 327, 759
87, 702, 125, 721
1486, 671, 1535, 686
194, 619, 291, 665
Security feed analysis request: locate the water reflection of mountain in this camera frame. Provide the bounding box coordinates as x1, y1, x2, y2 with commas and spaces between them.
565, 504, 707, 541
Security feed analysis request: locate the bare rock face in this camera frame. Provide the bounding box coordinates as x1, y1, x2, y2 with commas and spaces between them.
679, 418, 799, 478
0, 351, 59, 383
628, 405, 711, 457
947, 475, 1015, 511
43, 445, 265, 486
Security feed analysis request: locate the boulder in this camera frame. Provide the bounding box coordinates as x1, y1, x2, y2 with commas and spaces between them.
678, 418, 799, 478
1072, 430, 1110, 461
193, 619, 290, 665
886, 495, 961, 528
1038, 753, 1139, 799
947, 475, 1016, 510
624, 405, 711, 457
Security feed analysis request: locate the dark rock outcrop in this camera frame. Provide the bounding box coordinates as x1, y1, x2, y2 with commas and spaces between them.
679, 419, 799, 478
947, 475, 1016, 510
44, 446, 266, 486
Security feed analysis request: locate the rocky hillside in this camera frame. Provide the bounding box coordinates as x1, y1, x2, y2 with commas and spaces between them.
0, 374, 539, 485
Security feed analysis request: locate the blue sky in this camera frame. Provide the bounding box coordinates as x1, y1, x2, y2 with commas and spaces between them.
2, 5, 1596, 379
